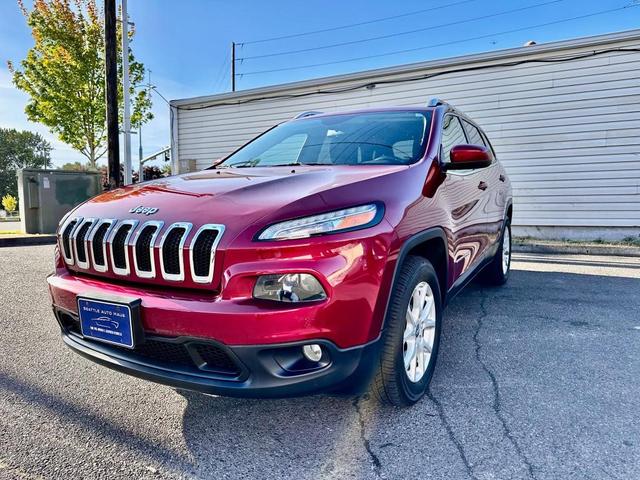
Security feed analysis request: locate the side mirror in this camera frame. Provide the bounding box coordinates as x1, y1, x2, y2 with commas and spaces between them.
445, 144, 493, 170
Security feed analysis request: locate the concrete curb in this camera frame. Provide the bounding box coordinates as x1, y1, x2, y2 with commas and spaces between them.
0, 235, 57, 248
513, 242, 640, 258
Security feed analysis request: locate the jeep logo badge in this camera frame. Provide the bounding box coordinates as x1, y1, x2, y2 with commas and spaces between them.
129, 206, 159, 215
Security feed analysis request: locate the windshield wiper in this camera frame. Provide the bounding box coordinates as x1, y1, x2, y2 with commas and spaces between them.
225, 159, 261, 168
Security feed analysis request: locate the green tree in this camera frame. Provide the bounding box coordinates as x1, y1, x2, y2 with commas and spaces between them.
0, 128, 52, 199
61, 161, 91, 171
8, 0, 152, 169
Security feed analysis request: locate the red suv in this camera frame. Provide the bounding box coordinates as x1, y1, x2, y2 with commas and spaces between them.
48, 99, 512, 406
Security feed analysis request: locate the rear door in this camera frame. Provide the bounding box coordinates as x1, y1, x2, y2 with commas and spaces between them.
441, 115, 492, 280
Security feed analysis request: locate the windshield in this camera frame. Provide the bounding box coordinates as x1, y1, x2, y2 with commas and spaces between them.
217, 111, 432, 168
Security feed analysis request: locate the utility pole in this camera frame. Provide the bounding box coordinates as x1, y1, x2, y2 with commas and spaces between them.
231, 41, 236, 92
121, 0, 132, 185
105, 0, 120, 189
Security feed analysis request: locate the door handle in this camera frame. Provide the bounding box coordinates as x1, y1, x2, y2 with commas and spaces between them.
499, 174, 506, 182
478, 181, 488, 191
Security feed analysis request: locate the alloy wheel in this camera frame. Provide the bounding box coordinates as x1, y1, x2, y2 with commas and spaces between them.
502, 226, 511, 275
403, 281, 437, 383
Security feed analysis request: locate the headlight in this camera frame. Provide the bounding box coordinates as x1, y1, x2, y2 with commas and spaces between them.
257, 203, 381, 241
254, 273, 326, 302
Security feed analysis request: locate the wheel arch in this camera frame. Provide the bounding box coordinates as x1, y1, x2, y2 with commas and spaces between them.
387, 228, 449, 311
506, 200, 513, 221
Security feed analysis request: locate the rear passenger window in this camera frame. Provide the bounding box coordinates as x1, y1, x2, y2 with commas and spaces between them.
441, 115, 467, 161
462, 120, 486, 147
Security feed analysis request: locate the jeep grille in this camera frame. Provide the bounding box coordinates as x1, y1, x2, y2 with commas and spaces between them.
59, 217, 224, 285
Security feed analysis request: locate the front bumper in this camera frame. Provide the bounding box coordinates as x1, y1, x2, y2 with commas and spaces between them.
54, 308, 381, 398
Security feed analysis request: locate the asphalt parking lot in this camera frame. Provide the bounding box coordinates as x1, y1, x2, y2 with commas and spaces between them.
1, 245, 639, 480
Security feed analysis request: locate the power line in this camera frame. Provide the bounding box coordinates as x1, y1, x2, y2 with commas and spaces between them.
238, 0, 566, 61
238, 4, 638, 76
239, 0, 480, 45
212, 56, 231, 92
177, 47, 640, 111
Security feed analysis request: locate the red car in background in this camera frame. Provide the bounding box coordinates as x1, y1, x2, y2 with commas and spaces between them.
48, 99, 512, 406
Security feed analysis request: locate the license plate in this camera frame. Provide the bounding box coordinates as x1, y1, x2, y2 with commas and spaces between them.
78, 297, 136, 348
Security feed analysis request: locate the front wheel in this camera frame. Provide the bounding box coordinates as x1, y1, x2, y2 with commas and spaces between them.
370, 256, 442, 406
479, 218, 511, 285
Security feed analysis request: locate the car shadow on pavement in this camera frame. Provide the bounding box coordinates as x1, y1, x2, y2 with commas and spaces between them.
0, 371, 192, 471
176, 388, 391, 479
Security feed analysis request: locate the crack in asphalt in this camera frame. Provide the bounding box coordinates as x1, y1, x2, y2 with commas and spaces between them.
427, 390, 479, 480
352, 397, 382, 478
476, 288, 537, 480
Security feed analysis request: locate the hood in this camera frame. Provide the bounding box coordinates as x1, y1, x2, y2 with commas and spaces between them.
72, 165, 407, 241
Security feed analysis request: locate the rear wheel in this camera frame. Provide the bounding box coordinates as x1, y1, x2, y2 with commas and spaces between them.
370, 256, 442, 406
479, 217, 511, 285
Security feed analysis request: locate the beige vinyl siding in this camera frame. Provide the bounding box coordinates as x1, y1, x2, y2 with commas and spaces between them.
172, 31, 640, 229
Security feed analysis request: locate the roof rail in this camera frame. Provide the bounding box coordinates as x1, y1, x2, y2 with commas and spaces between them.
293, 111, 323, 119
427, 98, 447, 107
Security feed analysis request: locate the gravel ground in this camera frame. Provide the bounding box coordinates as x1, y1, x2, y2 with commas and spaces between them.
1, 245, 639, 480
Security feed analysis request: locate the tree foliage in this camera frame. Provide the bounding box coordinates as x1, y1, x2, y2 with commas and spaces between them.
0, 128, 52, 199
61, 161, 92, 171
8, 0, 152, 168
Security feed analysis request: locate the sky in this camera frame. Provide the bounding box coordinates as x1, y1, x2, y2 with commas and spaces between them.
1, 0, 639, 168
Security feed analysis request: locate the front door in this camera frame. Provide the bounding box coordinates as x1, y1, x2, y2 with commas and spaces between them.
440, 115, 492, 280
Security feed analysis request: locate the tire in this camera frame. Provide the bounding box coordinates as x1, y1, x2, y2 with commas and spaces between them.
370, 256, 443, 407
479, 217, 511, 286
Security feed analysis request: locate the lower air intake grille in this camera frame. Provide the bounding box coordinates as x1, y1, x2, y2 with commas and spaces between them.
112, 224, 132, 269
134, 340, 195, 367
135, 225, 158, 272
194, 343, 239, 373
56, 310, 241, 377
162, 227, 186, 275
192, 229, 219, 278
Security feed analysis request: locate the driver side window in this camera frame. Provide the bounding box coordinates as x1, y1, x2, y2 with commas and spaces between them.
441, 115, 467, 162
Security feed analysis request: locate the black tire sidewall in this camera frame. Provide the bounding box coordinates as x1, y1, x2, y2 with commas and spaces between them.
393, 259, 443, 403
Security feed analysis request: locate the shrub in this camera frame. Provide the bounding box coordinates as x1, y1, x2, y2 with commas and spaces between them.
2, 194, 17, 213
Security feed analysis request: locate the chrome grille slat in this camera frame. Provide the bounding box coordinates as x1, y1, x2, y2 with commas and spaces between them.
72, 218, 95, 269
189, 224, 225, 284
108, 220, 138, 276
88, 219, 115, 272
60, 217, 82, 265
132, 221, 164, 279
159, 222, 192, 282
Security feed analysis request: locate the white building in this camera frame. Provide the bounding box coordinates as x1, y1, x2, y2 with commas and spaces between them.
170, 30, 640, 241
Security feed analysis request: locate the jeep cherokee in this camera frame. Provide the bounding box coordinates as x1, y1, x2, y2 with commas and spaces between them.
48, 99, 513, 406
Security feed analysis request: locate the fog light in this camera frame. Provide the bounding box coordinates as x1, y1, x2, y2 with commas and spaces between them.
302, 344, 323, 362
253, 273, 326, 302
